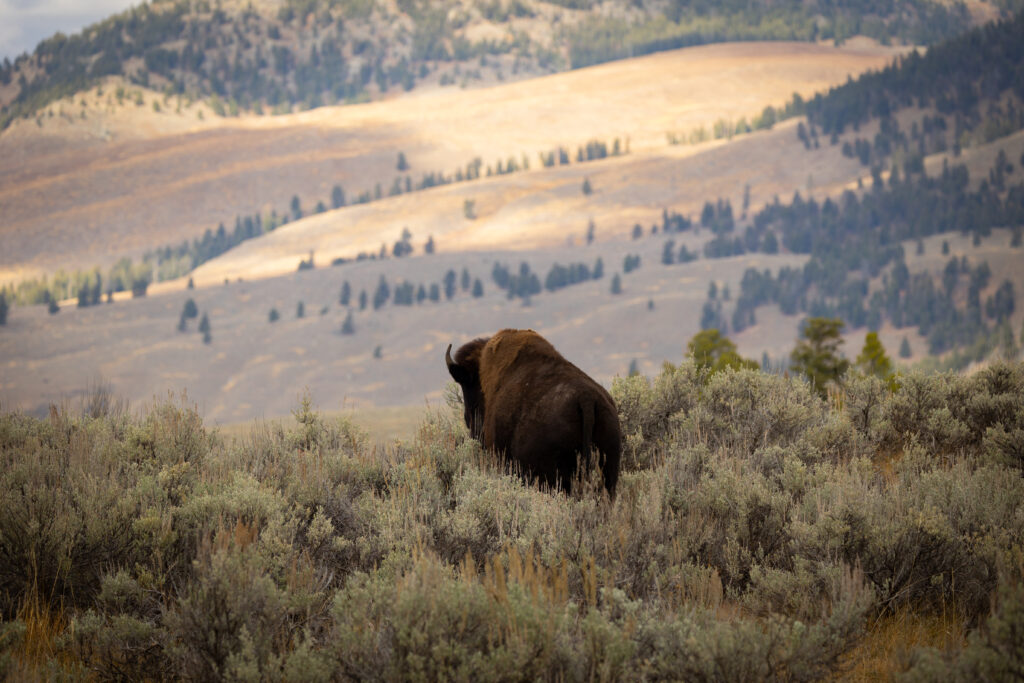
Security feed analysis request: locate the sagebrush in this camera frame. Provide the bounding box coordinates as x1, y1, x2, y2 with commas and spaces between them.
2, 363, 1023, 680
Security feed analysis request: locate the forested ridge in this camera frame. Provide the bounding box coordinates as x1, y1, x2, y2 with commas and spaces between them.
805, 11, 1024, 139
0, 0, 1006, 129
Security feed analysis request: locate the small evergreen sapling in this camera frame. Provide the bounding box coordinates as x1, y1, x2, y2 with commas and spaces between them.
610, 273, 622, 295
899, 336, 912, 358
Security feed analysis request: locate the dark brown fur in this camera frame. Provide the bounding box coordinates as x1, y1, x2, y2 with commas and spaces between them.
446, 329, 621, 495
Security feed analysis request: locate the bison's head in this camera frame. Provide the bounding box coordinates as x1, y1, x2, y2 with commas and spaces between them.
446, 339, 487, 440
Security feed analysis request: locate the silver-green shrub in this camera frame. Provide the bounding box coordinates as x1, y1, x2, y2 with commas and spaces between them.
3, 363, 1023, 679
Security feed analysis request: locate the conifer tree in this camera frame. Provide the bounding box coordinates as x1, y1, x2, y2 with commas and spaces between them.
183, 298, 198, 319
198, 312, 210, 336
461, 268, 470, 291
855, 331, 893, 379
297, 301, 305, 318
687, 329, 758, 376
791, 317, 849, 396
662, 240, 675, 265
373, 276, 390, 310
610, 273, 622, 295
593, 257, 604, 279
177, 313, 187, 332
0, 292, 7, 325
340, 281, 351, 306
331, 184, 346, 209
269, 308, 280, 323
472, 278, 484, 298
341, 311, 355, 335
899, 336, 912, 358
444, 270, 457, 300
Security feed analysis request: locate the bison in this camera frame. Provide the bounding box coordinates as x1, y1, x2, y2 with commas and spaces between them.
445, 328, 621, 495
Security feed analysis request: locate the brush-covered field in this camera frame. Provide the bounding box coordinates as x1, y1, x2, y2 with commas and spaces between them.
2, 361, 1024, 680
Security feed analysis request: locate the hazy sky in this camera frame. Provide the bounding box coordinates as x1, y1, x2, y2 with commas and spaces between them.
0, 0, 139, 62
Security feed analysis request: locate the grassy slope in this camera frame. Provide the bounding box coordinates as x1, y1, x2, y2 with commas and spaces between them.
0, 40, 906, 280
3, 42, 1024, 426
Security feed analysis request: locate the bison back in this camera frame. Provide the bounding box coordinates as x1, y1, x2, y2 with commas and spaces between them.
485, 367, 621, 494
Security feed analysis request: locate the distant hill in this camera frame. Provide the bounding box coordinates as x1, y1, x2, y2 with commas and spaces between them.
0, 0, 1003, 130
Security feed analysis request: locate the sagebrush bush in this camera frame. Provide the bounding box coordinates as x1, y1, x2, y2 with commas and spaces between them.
2, 364, 1023, 678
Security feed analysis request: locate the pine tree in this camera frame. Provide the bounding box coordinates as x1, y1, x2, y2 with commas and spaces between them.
183, 298, 198, 319
340, 281, 351, 306
472, 278, 484, 298
855, 331, 893, 379
397, 151, 409, 171
198, 312, 210, 335
593, 257, 604, 279
628, 359, 640, 376
373, 276, 390, 310
461, 268, 470, 291
187, 277, 194, 289
341, 311, 355, 335
291, 195, 302, 220
610, 273, 622, 295
899, 336, 912, 358
331, 184, 346, 209
296, 301, 305, 318
429, 283, 441, 302
687, 329, 757, 376
203, 328, 212, 344
269, 308, 279, 323
791, 317, 849, 396
661, 240, 675, 265
425, 235, 436, 254
582, 177, 593, 195
444, 270, 457, 300
0, 292, 7, 325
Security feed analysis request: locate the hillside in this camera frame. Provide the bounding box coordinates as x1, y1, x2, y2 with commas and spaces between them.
0, 39, 907, 281
0, 0, 996, 131
4, 11, 1024, 424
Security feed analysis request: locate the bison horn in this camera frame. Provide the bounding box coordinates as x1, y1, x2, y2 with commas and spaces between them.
445, 344, 456, 371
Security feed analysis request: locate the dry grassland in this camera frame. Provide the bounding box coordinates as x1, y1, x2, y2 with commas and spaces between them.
0, 40, 907, 280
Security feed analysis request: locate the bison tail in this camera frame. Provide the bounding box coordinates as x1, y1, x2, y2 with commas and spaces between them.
580, 397, 595, 461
